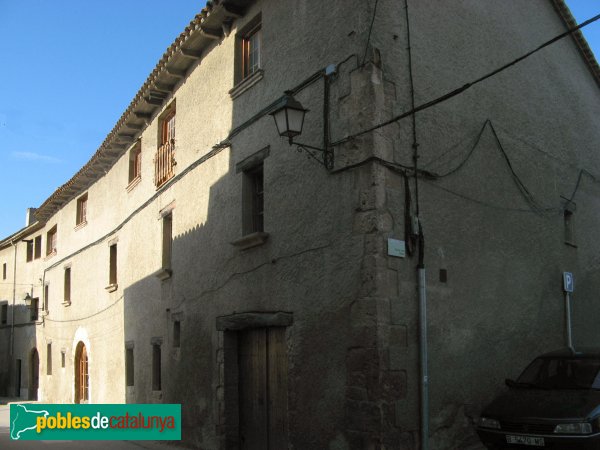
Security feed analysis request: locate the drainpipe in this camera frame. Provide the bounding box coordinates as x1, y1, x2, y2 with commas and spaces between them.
417, 233, 429, 450
403, 0, 429, 448
10, 240, 17, 396
10, 240, 17, 356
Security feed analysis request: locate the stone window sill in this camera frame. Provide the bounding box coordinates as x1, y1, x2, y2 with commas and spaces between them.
154, 268, 172, 281
105, 283, 118, 293
230, 232, 269, 250
127, 176, 141, 192
62, 301, 71, 307
45, 251, 57, 261
74, 221, 87, 231
229, 69, 264, 100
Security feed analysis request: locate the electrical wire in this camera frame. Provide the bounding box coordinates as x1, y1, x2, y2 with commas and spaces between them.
43, 295, 123, 323
361, 0, 380, 66
331, 12, 600, 147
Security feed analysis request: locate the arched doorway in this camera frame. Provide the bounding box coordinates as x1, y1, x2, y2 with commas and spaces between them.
29, 348, 39, 400
74, 342, 89, 403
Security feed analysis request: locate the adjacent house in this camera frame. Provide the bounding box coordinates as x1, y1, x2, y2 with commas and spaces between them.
1, 1, 599, 448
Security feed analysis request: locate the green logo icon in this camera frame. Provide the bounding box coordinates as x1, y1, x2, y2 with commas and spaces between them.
10, 403, 181, 440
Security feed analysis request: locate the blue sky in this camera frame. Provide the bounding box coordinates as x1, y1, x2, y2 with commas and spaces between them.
0, 1, 598, 239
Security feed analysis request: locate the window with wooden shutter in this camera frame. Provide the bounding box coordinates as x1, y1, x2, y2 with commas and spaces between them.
155, 105, 176, 188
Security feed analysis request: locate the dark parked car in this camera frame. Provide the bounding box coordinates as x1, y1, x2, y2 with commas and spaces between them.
477, 347, 600, 449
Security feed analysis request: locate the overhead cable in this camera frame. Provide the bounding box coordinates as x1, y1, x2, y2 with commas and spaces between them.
331, 13, 600, 147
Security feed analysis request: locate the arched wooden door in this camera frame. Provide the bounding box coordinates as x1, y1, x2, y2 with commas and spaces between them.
28, 348, 39, 400
75, 342, 89, 403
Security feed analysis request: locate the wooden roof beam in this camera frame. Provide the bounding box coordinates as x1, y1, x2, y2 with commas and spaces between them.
222, 3, 244, 18
200, 26, 222, 40
181, 48, 203, 59
166, 66, 186, 78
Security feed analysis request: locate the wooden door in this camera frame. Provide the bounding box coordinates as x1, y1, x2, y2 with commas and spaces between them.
238, 327, 287, 450
75, 342, 89, 403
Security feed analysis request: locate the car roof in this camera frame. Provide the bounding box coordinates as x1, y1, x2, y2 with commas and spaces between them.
538, 347, 600, 358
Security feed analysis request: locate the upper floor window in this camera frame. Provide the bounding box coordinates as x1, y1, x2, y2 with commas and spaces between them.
2, 263, 6, 280
34, 236, 42, 259
46, 226, 57, 256
128, 141, 142, 185
76, 193, 88, 226
64, 267, 71, 305
26, 240, 34, 262
234, 14, 262, 87
242, 23, 261, 79
245, 164, 264, 234
155, 105, 176, 188
109, 244, 118, 287
30, 297, 39, 322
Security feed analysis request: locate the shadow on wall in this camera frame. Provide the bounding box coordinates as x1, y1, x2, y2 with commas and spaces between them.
0, 303, 38, 399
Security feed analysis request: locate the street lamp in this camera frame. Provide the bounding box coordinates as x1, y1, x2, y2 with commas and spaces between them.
270, 92, 308, 144
270, 91, 334, 170
23, 293, 33, 306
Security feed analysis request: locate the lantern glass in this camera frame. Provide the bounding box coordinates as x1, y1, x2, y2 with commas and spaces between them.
286, 107, 305, 137
273, 108, 290, 137
270, 94, 308, 140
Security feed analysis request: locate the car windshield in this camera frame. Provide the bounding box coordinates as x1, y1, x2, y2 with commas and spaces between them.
517, 357, 600, 389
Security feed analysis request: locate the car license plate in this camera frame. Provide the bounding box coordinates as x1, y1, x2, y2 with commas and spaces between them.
506, 435, 545, 446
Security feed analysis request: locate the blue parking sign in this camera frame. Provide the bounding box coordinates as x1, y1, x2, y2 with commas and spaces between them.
563, 272, 574, 293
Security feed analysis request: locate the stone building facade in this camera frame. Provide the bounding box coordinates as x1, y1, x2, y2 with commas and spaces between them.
1, 1, 599, 449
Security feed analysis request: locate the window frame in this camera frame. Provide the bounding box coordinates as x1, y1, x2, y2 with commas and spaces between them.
76, 193, 88, 227
34, 236, 42, 259
26, 240, 34, 262
242, 23, 261, 80
128, 141, 142, 186
154, 103, 176, 188
234, 14, 262, 87
108, 244, 118, 288
47, 343, 52, 376
126, 346, 135, 387
152, 343, 162, 391
30, 297, 39, 322
46, 226, 57, 256
64, 267, 71, 305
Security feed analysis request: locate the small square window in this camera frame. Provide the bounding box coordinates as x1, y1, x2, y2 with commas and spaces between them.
76, 193, 88, 226
235, 15, 262, 86
30, 298, 39, 322
242, 25, 261, 79
47, 343, 52, 376
46, 226, 57, 256
152, 344, 162, 391
126, 347, 134, 387
173, 321, 181, 348
34, 236, 42, 259
128, 142, 142, 185
26, 240, 34, 262
243, 164, 264, 234
109, 244, 118, 286
162, 214, 173, 271
44, 284, 49, 313
64, 267, 71, 304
